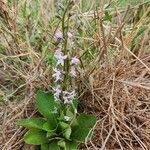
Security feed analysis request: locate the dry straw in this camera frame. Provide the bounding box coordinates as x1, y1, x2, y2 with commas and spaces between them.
0, 0, 150, 149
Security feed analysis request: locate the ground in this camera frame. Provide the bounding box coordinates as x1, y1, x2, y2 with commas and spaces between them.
0, 0, 150, 150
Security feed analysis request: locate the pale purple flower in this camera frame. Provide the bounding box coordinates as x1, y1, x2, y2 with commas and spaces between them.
54, 49, 67, 66
63, 90, 76, 104
64, 116, 71, 121
67, 32, 73, 39
70, 66, 76, 77
63, 94, 69, 104
55, 31, 63, 39
53, 85, 61, 98
71, 57, 79, 65
52, 68, 62, 82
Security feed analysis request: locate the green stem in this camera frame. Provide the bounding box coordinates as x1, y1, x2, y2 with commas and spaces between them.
61, 3, 71, 93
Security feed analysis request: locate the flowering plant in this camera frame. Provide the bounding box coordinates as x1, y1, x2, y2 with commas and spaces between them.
17, 90, 96, 150
17, 1, 96, 149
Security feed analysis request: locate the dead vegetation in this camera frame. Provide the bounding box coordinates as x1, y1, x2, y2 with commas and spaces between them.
1, 53, 150, 150
0, 0, 150, 150
80, 53, 150, 150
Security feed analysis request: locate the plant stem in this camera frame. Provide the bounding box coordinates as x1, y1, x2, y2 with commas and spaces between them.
61, 2, 71, 93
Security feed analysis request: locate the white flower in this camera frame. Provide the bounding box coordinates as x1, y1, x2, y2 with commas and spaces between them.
53, 85, 61, 98
67, 32, 73, 39
54, 49, 67, 66
64, 116, 71, 121
52, 68, 62, 82
70, 66, 76, 77
71, 57, 79, 65
55, 31, 63, 39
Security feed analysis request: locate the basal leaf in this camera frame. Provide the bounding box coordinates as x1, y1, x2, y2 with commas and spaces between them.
36, 90, 58, 128
46, 131, 56, 138
71, 113, 96, 142
59, 122, 70, 130
24, 129, 48, 145
71, 127, 91, 142
77, 113, 96, 128
42, 122, 55, 132
36, 90, 58, 115
41, 141, 61, 150
42, 122, 56, 138
63, 127, 72, 140
66, 141, 78, 150
41, 144, 49, 150
16, 118, 46, 130
57, 139, 66, 149
49, 141, 60, 150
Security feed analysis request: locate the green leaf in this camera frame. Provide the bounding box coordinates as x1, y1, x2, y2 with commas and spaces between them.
16, 118, 46, 130
36, 90, 58, 115
72, 98, 78, 109
71, 113, 96, 142
36, 90, 58, 128
64, 127, 72, 140
41, 144, 49, 150
24, 129, 48, 145
57, 109, 65, 121
46, 131, 56, 138
77, 113, 96, 128
49, 141, 60, 150
66, 141, 78, 150
41, 141, 61, 150
70, 118, 78, 127
59, 122, 70, 130
42, 122, 55, 132
66, 109, 74, 118
71, 127, 89, 142
42, 122, 56, 138
58, 139, 66, 149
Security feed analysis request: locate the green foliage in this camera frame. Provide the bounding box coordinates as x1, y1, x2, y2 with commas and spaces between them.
17, 90, 96, 150
41, 144, 49, 150
71, 113, 96, 142
17, 118, 46, 130
36, 90, 58, 128
24, 129, 48, 145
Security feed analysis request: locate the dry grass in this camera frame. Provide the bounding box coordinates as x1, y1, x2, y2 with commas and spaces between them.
80, 53, 150, 150
0, 0, 150, 150
1, 53, 150, 150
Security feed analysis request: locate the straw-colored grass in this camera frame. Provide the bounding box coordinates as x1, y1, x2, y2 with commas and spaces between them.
0, 0, 150, 149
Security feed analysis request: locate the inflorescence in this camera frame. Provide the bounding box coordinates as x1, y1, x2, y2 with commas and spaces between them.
52, 31, 79, 104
